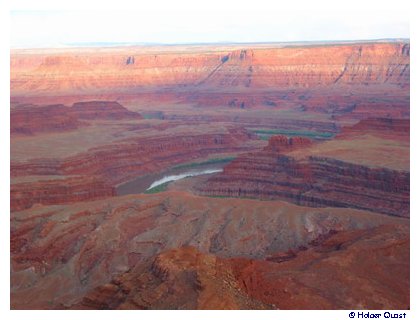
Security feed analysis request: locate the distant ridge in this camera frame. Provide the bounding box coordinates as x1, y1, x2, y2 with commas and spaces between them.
66, 38, 411, 48
11, 38, 409, 50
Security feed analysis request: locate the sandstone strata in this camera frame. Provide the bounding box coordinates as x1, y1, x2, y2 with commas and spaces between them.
71, 101, 143, 120
197, 128, 409, 217
11, 176, 115, 211
73, 224, 409, 309
12, 128, 256, 180
11, 127, 258, 210
11, 101, 142, 135
10, 192, 408, 309
11, 42, 409, 96
338, 117, 410, 138
10, 40, 410, 310
11, 104, 82, 135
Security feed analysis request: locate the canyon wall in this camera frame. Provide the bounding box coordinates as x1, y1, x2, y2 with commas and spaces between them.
11, 176, 115, 211
11, 101, 142, 135
11, 127, 258, 210
11, 104, 83, 135
337, 117, 410, 138
71, 101, 143, 120
10, 192, 408, 309
11, 42, 409, 96
197, 131, 409, 217
163, 113, 340, 133
60, 127, 256, 184
74, 223, 409, 310
10, 41, 410, 310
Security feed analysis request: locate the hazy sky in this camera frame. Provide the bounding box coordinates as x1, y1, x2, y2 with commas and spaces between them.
10, 0, 410, 48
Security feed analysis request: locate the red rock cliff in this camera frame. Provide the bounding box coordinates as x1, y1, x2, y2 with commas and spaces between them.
11, 176, 115, 211
10, 192, 408, 309
11, 101, 142, 135
11, 42, 409, 96
71, 101, 143, 120
197, 139, 409, 217
11, 128, 258, 210
71, 224, 409, 309
264, 135, 312, 152
11, 104, 82, 135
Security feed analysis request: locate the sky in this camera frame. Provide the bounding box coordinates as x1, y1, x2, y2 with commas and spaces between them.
10, 0, 410, 48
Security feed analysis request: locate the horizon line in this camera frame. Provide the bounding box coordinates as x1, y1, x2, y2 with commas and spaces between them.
10, 37, 410, 50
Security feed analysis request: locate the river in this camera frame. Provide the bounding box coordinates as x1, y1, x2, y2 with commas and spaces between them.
115, 163, 225, 196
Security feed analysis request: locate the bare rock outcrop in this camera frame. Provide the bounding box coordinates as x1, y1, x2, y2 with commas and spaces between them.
10, 128, 258, 209
72, 224, 409, 309
264, 135, 312, 152
338, 118, 410, 139
11, 176, 115, 211
11, 101, 142, 135
11, 192, 407, 309
11, 104, 82, 135
197, 131, 409, 217
11, 42, 410, 96
71, 101, 142, 120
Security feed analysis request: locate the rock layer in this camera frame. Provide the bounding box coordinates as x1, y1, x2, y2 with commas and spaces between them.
11, 101, 142, 135
10, 192, 408, 309
11, 104, 83, 135
11, 176, 115, 211
338, 117, 410, 139
12, 128, 256, 180
71, 101, 143, 120
263, 135, 312, 152
11, 127, 258, 210
11, 42, 409, 96
74, 246, 268, 310
73, 223, 409, 309
197, 127, 409, 217
10, 41, 410, 310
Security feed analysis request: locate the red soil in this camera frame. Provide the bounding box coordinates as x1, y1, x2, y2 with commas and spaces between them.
73, 224, 409, 309
10, 192, 408, 309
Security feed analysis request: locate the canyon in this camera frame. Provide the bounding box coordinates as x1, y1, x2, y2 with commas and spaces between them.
11, 42, 409, 95
74, 224, 409, 310
10, 192, 409, 309
197, 119, 409, 217
10, 40, 410, 309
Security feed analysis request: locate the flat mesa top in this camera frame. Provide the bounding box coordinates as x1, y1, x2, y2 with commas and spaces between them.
10, 39, 410, 55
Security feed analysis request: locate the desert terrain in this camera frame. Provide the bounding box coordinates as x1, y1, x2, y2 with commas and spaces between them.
10, 40, 409, 309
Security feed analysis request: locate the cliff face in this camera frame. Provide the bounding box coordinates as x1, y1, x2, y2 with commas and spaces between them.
10, 192, 408, 309
10, 42, 409, 96
71, 224, 409, 310
60, 128, 256, 184
263, 135, 312, 152
12, 128, 256, 179
11, 104, 82, 135
11, 176, 115, 211
198, 44, 409, 88
198, 153, 409, 217
11, 101, 142, 135
230, 224, 409, 310
71, 101, 143, 120
75, 246, 268, 310
163, 112, 339, 133
338, 117, 410, 138
197, 131, 409, 217
10, 41, 410, 310
11, 127, 258, 210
